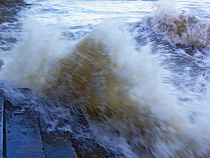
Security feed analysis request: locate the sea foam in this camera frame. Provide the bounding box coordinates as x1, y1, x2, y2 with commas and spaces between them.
147, 0, 210, 49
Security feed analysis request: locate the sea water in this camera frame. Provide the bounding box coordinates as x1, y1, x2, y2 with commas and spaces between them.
0, 0, 210, 157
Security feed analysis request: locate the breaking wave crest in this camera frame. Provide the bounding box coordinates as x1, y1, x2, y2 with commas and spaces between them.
1, 21, 210, 157
147, 0, 210, 49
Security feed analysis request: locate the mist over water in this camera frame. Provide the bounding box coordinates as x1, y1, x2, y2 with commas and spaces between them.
0, 0, 210, 157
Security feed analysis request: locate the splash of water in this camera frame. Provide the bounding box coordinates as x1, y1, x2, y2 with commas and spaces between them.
147, 0, 210, 49
1, 19, 210, 157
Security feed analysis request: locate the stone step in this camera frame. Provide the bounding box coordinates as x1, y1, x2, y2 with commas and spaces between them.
3, 89, 45, 158
40, 131, 77, 158
38, 99, 107, 158
0, 89, 4, 157
1, 88, 107, 158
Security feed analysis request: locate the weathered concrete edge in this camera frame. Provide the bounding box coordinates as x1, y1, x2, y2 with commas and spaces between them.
0, 89, 4, 157
0, 79, 5, 157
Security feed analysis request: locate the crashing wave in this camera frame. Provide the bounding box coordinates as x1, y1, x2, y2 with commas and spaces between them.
1, 22, 210, 157
147, 8, 210, 49
41, 24, 210, 157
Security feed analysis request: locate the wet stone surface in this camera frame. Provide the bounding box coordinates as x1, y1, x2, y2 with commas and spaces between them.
0, 90, 4, 157
2, 89, 45, 158
0, 88, 108, 158
41, 131, 77, 158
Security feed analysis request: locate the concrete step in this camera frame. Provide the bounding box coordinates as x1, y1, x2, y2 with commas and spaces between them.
0, 88, 107, 158
0, 89, 4, 157
40, 131, 77, 158
5, 111, 45, 158
38, 99, 106, 158
3, 89, 45, 158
